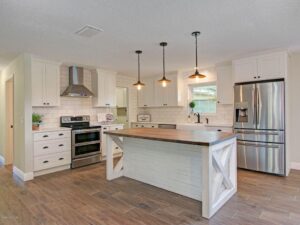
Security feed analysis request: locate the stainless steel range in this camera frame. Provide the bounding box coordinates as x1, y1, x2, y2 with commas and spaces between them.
60, 115, 101, 168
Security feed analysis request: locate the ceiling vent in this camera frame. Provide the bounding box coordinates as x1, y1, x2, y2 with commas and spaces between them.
75, 25, 103, 37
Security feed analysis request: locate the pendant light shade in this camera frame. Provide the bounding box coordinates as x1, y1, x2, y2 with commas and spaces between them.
133, 50, 145, 90
158, 42, 171, 87
189, 31, 206, 79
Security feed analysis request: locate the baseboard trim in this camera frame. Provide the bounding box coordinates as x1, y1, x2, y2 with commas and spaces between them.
13, 166, 34, 181
34, 165, 70, 177
0, 155, 5, 165
291, 162, 300, 170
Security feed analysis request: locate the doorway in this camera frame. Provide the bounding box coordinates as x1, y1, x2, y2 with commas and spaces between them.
5, 78, 14, 166
116, 87, 129, 128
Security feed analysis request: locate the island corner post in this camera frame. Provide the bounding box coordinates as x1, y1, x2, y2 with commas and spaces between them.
105, 128, 237, 219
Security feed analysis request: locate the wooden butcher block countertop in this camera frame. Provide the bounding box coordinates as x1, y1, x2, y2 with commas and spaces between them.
104, 128, 236, 146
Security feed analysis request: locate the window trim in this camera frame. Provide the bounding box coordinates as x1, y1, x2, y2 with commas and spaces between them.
188, 82, 217, 115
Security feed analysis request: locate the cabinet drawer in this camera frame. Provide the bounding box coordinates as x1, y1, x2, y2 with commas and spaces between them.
110, 125, 123, 131
33, 130, 71, 141
34, 138, 71, 156
34, 152, 71, 171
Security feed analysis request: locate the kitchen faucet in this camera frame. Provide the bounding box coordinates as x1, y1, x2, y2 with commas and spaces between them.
194, 112, 201, 123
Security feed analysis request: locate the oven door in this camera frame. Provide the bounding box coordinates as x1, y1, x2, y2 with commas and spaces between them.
72, 129, 101, 159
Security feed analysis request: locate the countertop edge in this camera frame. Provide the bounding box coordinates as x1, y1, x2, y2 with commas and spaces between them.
104, 130, 236, 146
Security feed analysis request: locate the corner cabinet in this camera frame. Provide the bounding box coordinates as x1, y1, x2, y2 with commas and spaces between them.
31, 59, 60, 107
216, 65, 234, 104
233, 52, 287, 83
92, 69, 116, 107
138, 73, 184, 107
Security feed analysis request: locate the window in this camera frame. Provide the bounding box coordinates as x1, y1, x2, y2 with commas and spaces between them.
190, 83, 217, 113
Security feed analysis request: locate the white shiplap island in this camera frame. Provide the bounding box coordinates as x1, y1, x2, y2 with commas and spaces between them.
104, 128, 237, 219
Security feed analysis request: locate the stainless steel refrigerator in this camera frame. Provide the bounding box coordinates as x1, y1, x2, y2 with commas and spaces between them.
234, 79, 285, 175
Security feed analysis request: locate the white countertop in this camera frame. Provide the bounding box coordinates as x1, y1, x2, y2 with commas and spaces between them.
32, 127, 72, 133
131, 121, 233, 128
91, 122, 124, 127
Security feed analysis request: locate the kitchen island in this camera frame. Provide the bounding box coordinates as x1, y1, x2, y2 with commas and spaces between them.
104, 128, 237, 219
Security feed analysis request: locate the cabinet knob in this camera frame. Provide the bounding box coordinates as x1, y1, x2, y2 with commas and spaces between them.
141, 125, 144, 127
217, 101, 220, 104
258, 76, 261, 79
115, 128, 118, 130
43, 135, 49, 138
47, 103, 50, 105
43, 103, 46, 105
58, 133, 64, 136
217, 129, 222, 132
59, 157, 64, 161
43, 146, 49, 149
58, 144, 64, 147
43, 160, 49, 164
254, 76, 257, 79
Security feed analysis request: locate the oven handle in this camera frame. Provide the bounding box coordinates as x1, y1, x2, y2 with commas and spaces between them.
72, 128, 101, 134
73, 140, 101, 147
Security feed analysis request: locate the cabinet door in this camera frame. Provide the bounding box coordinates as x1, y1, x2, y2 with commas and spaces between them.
138, 78, 154, 107
44, 63, 60, 106
32, 60, 45, 106
165, 74, 178, 106
106, 73, 116, 107
154, 81, 168, 106
257, 53, 285, 80
233, 57, 257, 83
94, 70, 116, 107
116, 88, 126, 107
216, 65, 233, 104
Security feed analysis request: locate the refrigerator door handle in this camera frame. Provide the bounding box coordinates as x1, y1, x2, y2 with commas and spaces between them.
252, 86, 256, 125
256, 85, 261, 126
237, 141, 280, 149
236, 130, 280, 135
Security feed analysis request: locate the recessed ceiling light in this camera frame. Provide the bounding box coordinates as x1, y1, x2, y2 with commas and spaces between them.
75, 25, 103, 38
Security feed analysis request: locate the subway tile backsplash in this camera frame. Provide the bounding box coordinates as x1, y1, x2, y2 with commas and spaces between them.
137, 104, 233, 125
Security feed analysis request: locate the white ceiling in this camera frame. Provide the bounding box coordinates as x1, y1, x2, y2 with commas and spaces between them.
1, 0, 300, 76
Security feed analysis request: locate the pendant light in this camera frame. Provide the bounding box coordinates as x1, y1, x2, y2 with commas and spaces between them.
133, 50, 145, 90
189, 31, 206, 79
158, 42, 171, 87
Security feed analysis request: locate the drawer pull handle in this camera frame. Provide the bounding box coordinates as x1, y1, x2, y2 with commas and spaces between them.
43, 146, 49, 149
59, 157, 64, 161
43, 135, 49, 138
43, 160, 49, 164
59, 133, 64, 136
217, 129, 222, 132
59, 144, 64, 147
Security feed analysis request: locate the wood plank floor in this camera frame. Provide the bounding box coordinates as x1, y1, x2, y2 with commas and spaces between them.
1, 163, 300, 225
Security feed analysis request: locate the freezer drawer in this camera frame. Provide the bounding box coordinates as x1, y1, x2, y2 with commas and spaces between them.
237, 141, 285, 175
235, 129, 285, 143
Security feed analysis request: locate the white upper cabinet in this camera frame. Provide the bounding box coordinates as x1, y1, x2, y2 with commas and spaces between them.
116, 87, 127, 108
216, 65, 233, 104
31, 58, 60, 107
92, 69, 116, 107
138, 73, 183, 107
233, 51, 287, 83
257, 53, 286, 80
138, 77, 155, 107
233, 57, 257, 83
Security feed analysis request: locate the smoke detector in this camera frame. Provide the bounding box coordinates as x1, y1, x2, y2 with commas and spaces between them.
75, 25, 103, 37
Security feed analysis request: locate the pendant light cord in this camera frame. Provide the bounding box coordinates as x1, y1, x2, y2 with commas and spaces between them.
195, 33, 198, 70
163, 45, 165, 78
138, 52, 140, 82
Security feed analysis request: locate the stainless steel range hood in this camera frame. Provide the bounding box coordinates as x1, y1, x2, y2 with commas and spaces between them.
61, 66, 94, 97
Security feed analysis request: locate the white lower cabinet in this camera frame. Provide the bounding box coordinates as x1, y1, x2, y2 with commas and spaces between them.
101, 124, 124, 159
131, 122, 158, 128
33, 129, 71, 176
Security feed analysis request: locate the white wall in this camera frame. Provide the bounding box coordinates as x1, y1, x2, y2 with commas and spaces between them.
288, 52, 300, 168
137, 67, 233, 124
0, 54, 32, 172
